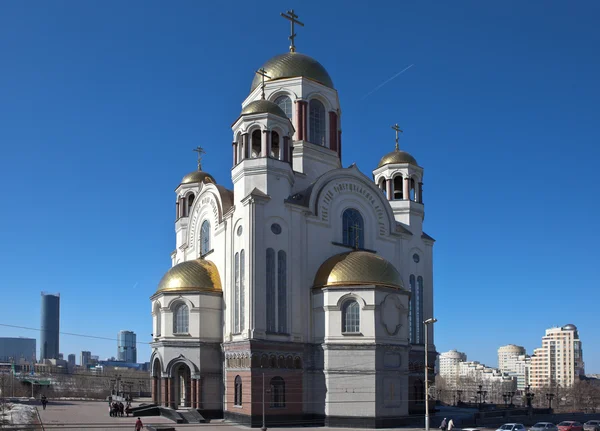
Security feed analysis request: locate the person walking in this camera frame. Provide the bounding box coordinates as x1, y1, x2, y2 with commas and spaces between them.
440, 418, 447, 431
448, 418, 455, 431
41, 395, 47, 410
135, 417, 144, 431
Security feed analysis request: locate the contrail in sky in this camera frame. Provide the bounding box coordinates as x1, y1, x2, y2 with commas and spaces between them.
361, 64, 414, 100
132, 281, 139, 290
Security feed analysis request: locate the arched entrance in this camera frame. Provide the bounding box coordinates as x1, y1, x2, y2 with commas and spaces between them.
152, 358, 162, 405
172, 362, 192, 408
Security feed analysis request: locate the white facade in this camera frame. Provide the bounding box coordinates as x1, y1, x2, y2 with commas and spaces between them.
502, 354, 531, 392
529, 324, 584, 389
498, 344, 526, 371
438, 349, 467, 388
149, 26, 436, 428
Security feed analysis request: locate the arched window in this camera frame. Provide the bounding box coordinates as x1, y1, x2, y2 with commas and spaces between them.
342, 300, 360, 333
251, 130, 261, 158
309, 99, 326, 146
274, 95, 292, 119
154, 304, 161, 337
234, 252, 240, 333
277, 250, 287, 333
342, 208, 364, 249
240, 250, 245, 332
271, 132, 280, 159
266, 248, 276, 332
417, 276, 424, 344
410, 178, 416, 201
187, 194, 195, 216
394, 176, 404, 200
409, 275, 416, 343
270, 376, 285, 407
234, 375, 242, 406
200, 220, 211, 256
173, 303, 189, 334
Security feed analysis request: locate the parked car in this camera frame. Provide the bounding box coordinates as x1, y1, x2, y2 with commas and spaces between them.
558, 422, 584, 431
584, 421, 600, 431
497, 424, 527, 431
531, 423, 558, 431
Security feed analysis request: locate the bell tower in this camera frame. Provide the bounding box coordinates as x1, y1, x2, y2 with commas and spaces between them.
372, 125, 425, 232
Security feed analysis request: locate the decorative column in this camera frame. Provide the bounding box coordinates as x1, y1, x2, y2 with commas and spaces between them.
296, 100, 304, 141
403, 177, 410, 201
152, 376, 158, 403
175, 201, 179, 220
232, 142, 237, 166
243, 133, 249, 159
418, 182, 424, 203
386, 178, 393, 201
169, 377, 175, 408
329, 111, 338, 151
261, 130, 268, 157
338, 130, 342, 159
301, 101, 308, 141
191, 379, 197, 408
162, 377, 169, 407
282, 136, 290, 162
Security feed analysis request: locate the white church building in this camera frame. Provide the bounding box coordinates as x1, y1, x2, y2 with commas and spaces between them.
150, 12, 436, 428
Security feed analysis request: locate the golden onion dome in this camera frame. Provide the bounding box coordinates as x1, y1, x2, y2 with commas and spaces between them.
377, 149, 419, 168
313, 251, 404, 289
156, 259, 222, 294
181, 170, 216, 185
250, 52, 334, 92
241, 99, 288, 119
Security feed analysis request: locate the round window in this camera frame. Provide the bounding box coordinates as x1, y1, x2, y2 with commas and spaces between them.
271, 223, 282, 235
413, 253, 420, 263
237, 225, 243, 236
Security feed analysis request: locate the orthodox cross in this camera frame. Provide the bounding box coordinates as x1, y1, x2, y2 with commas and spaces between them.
193, 146, 205, 170
392, 124, 403, 151
280, 9, 304, 53
352, 223, 362, 250
255, 68, 271, 99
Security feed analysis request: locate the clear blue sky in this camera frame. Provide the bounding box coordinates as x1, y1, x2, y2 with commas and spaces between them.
1, 1, 599, 371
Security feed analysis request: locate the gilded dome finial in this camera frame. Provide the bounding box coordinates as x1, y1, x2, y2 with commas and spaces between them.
192, 146, 205, 171
255, 68, 271, 99
280, 9, 304, 53
391, 124, 403, 151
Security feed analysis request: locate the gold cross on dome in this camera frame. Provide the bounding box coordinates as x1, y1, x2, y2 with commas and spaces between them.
192, 146, 205, 170
255, 68, 271, 99
352, 223, 362, 250
280, 9, 304, 53
392, 124, 403, 151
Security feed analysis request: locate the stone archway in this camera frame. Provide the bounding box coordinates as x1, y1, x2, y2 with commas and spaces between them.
172, 362, 192, 409
152, 357, 162, 405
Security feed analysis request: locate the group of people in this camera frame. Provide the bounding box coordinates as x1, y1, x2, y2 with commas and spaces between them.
109, 400, 132, 417
441, 417, 455, 431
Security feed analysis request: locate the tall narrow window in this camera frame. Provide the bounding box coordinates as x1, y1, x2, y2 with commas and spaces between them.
271, 132, 280, 159
234, 252, 240, 333
342, 300, 360, 333
234, 375, 242, 406
277, 251, 287, 333
266, 248, 276, 332
270, 376, 285, 407
409, 275, 416, 343
309, 99, 326, 146
417, 276, 424, 344
342, 208, 364, 249
240, 250, 245, 332
200, 220, 211, 256
187, 194, 195, 216
251, 130, 262, 158
274, 95, 292, 119
173, 303, 189, 334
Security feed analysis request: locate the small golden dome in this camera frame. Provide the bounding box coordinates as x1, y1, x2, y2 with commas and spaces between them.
377, 149, 418, 168
241, 100, 288, 119
250, 52, 334, 92
313, 251, 404, 289
156, 259, 222, 294
181, 170, 216, 185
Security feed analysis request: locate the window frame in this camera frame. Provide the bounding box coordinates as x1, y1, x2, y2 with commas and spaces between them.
308, 99, 326, 146
274, 95, 293, 119
234, 375, 243, 407
173, 303, 190, 335
269, 376, 286, 408
342, 208, 365, 249
200, 220, 211, 256
341, 299, 361, 334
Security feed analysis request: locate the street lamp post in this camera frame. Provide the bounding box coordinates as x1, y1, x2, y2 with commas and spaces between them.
261, 370, 267, 431
546, 393, 555, 411
424, 317, 437, 431
525, 385, 534, 409
456, 390, 463, 405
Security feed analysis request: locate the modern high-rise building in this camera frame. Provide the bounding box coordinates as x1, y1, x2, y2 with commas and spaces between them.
67, 353, 76, 367
40, 292, 60, 360
81, 351, 91, 368
117, 330, 137, 363
439, 349, 467, 387
529, 324, 584, 389
498, 344, 526, 371
0, 337, 36, 363
502, 354, 531, 392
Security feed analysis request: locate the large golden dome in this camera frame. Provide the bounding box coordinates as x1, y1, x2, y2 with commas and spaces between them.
377, 149, 419, 168
250, 52, 334, 92
313, 251, 404, 289
241, 99, 288, 119
156, 259, 222, 294
181, 170, 216, 185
